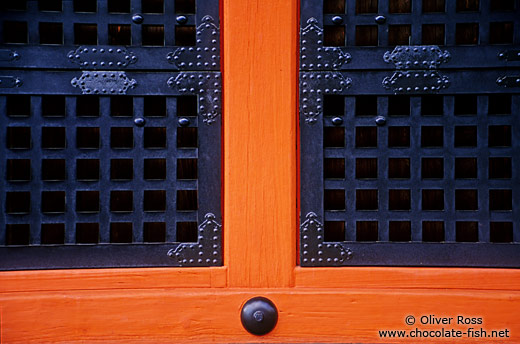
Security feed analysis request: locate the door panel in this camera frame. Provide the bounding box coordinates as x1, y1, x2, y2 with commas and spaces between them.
299, 0, 520, 267
1, 0, 520, 343
0, 0, 222, 269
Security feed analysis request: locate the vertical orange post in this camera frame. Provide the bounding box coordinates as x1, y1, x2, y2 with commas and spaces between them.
223, 0, 298, 287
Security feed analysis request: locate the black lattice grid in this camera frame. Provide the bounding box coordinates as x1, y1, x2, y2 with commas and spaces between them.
1, 94, 204, 242
300, 0, 520, 267
319, 0, 520, 47
0, 0, 207, 47
322, 94, 520, 244
0, 0, 220, 72
0, 0, 221, 270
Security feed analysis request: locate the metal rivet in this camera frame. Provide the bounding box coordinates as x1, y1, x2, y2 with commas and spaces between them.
134, 118, 146, 127
176, 15, 188, 24
332, 16, 343, 24
375, 116, 386, 126
375, 15, 386, 24
332, 117, 343, 126
178, 117, 190, 126
132, 13, 144, 24
240, 297, 278, 336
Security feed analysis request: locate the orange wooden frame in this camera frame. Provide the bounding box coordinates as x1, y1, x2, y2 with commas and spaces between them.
1, 0, 519, 343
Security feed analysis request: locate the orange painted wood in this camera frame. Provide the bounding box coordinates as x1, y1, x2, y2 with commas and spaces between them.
4, 267, 519, 294
295, 267, 520, 291
0, 267, 227, 293
2, 288, 519, 343
223, 0, 298, 287
2, 1, 520, 343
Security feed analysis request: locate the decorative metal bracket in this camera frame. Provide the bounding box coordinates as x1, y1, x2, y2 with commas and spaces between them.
497, 76, 520, 88
0, 76, 22, 88
300, 18, 352, 70
300, 212, 352, 266
383, 70, 450, 93
498, 50, 520, 62
67, 46, 137, 68
167, 15, 220, 70
300, 72, 352, 124
0, 49, 20, 62
71, 71, 137, 94
167, 72, 221, 125
383, 45, 451, 93
167, 213, 222, 266
384, 45, 450, 69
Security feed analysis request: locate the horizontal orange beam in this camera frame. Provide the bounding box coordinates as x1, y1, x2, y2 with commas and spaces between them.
2, 287, 519, 343
3, 266, 520, 293
0, 267, 227, 293
295, 267, 520, 291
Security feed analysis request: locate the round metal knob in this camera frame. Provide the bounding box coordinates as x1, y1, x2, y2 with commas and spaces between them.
240, 297, 278, 336
176, 15, 188, 24
374, 15, 386, 24
332, 16, 343, 24
134, 117, 146, 127
132, 14, 144, 24
178, 117, 190, 127
332, 117, 343, 126
375, 116, 386, 126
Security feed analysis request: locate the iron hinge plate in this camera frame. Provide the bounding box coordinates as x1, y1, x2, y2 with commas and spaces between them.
498, 50, 520, 62
71, 71, 137, 94
0, 76, 22, 88
497, 76, 520, 88
0, 49, 19, 62
300, 18, 352, 70
167, 213, 222, 266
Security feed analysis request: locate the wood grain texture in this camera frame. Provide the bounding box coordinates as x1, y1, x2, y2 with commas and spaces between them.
295, 267, 520, 290
2, 1, 520, 343
0, 267, 227, 293
2, 288, 519, 343
223, 0, 298, 287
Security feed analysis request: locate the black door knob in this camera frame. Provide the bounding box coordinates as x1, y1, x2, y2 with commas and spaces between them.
240, 297, 278, 336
